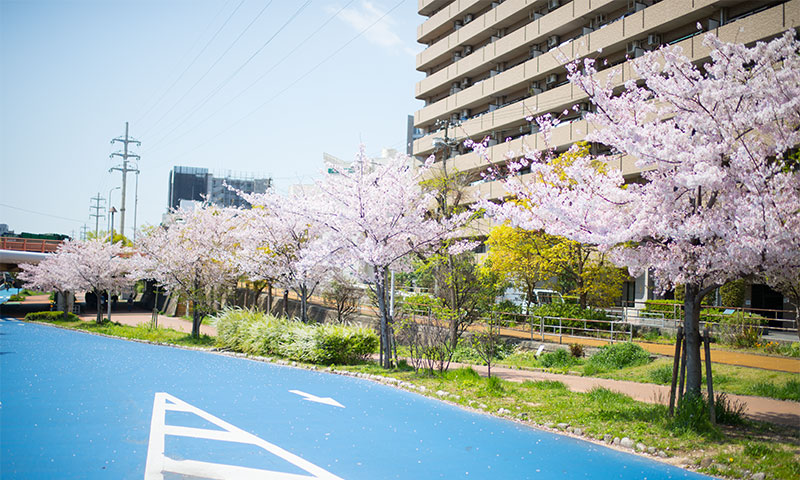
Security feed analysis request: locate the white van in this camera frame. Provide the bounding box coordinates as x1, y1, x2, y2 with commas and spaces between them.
498, 288, 563, 313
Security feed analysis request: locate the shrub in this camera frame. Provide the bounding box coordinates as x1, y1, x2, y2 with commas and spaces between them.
643, 299, 682, 319
213, 308, 378, 365
720, 280, 746, 308
531, 303, 610, 321
538, 348, 578, 368
569, 343, 584, 358
9, 294, 25, 301
717, 311, 767, 348
25, 311, 80, 322
585, 342, 650, 373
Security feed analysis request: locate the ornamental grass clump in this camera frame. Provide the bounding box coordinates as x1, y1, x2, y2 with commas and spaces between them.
584, 342, 650, 375
212, 308, 377, 365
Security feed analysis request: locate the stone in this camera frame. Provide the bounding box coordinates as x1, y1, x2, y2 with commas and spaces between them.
612, 437, 621, 446
517, 412, 529, 420
566, 427, 574, 433
620, 437, 635, 449
573, 428, 582, 436
647, 447, 656, 454
436, 390, 448, 397
636, 443, 646, 452
544, 422, 555, 429
479, 403, 487, 409
556, 423, 570, 430
658, 451, 668, 458
497, 408, 511, 415
699, 458, 713, 468
603, 434, 613, 443
751, 474, 765, 480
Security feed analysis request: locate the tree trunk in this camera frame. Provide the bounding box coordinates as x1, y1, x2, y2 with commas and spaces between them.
683, 283, 704, 397
191, 299, 201, 338
95, 289, 102, 324
300, 284, 308, 322
794, 302, 800, 341
267, 283, 273, 313
374, 270, 391, 369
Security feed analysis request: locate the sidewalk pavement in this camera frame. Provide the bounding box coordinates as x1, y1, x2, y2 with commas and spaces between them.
12, 302, 799, 428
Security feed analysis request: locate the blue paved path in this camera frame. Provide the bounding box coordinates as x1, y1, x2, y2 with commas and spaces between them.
0, 319, 711, 479
0, 287, 21, 304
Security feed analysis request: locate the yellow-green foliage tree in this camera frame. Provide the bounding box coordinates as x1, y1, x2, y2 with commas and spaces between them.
486, 225, 627, 309
485, 224, 555, 311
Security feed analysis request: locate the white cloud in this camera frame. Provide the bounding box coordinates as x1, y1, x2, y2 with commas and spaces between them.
330, 1, 412, 54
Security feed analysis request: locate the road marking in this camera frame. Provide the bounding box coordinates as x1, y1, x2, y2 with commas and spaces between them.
288, 390, 345, 408
144, 392, 345, 480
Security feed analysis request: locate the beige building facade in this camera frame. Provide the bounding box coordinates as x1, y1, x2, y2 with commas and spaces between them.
411, 0, 800, 312
412, 0, 799, 195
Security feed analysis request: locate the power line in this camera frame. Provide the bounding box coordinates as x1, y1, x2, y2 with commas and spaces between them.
134, 0, 239, 126
140, 0, 272, 138
0, 203, 86, 224
145, 0, 355, 154
163, 0, 408, 162
146, 0, 312, 152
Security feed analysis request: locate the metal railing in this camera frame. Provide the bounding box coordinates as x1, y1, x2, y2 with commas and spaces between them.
0, 237, 63, 253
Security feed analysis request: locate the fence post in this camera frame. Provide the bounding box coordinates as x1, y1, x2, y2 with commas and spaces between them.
610, 321, 614, 343
704, 328, 716, 425
540, 316, 544, 341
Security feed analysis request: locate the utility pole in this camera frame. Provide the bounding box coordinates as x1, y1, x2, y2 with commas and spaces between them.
110, 122, 140, 241
80, 224, 89, 241
89, 193, 105, 237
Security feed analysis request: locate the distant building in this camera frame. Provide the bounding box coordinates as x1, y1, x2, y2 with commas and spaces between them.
0, 224, 10, 236
168, 166, 271, 210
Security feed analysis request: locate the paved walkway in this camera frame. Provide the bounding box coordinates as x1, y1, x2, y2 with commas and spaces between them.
11, 300, 800, 428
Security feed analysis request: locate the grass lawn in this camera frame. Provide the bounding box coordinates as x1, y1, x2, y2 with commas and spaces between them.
340, 363, 800, 480
23, 315, 799, 479
499, 352, 800, 402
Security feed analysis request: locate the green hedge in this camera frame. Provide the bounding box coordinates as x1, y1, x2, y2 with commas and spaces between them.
213, 308, 378, 365
25, 311, 80, 322
584, 342, 650, 374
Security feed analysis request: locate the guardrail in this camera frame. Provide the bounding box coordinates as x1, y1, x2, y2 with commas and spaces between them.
0, 237, 63, 253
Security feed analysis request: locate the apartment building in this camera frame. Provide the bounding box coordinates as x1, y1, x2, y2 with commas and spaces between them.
411, 0, 799, 311
168, 166, 271, 210
412, 0, 798, 194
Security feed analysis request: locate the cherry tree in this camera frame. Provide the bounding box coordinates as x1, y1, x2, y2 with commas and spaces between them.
20, 239, 131, 323
481, 32, 800, 396
311, 147, 472, 368
234, 189, 335, 322
131, 205, 240, 337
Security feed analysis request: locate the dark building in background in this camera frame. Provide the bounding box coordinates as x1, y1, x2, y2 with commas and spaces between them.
168, 166, 271, 210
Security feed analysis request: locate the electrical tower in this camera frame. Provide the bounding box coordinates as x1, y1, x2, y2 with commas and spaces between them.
89, 193, 106, 236
80, 224, 89, 241
110, 122, 141, 240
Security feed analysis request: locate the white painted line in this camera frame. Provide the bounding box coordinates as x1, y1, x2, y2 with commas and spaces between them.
288, 390, 345, 408
144, 392, 345, 480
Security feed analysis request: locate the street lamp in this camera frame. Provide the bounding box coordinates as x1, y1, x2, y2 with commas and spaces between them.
107, 186, 120, 240
108, 206, 117, 243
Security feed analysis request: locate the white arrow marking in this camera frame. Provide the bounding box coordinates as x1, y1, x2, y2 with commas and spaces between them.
288, 390, 345, 408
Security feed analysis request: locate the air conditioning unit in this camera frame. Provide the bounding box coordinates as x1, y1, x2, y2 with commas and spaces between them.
577, 102, 590, 113
529, 44, 542, 58
488, 104, 499, 112
530, 10, 543, 20
491, 1, 501, 8
454, 20, 462, 30
463, 13, 474, 24
461, 77, 471, 88
628, 0, 645, 13
582, 26, 593, 36
593, 14, 607, 28
490, 35, 500, 43
547, 35, 560, 49
530, 81, 543, 95
545, 73, 558, 86
460, 109, 472, 119
453, 52, 462, 62
626, 40, 644, 57
463, 45, 473, 55
490, 69, 500, 77
548, 0, 560, 11
647, 33, 662, 47
707, 18, 720, 30
450, 113, 460, 123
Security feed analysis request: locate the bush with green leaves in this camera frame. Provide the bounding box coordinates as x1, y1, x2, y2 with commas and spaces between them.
584, 342, 650, 374
25, 311, 80, 322
213, 308, 378, 365
538, 348, 579, 369
716, 311, 767, 348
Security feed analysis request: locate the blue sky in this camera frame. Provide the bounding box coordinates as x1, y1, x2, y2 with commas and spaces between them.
0, 0, 423, 238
